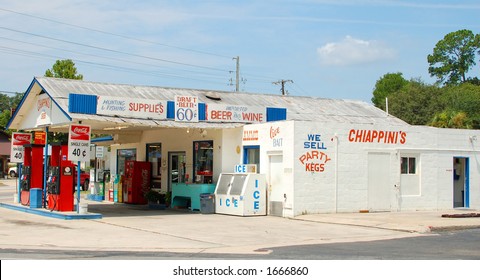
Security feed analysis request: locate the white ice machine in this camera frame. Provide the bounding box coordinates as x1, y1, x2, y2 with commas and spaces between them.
214, 173, 266, 216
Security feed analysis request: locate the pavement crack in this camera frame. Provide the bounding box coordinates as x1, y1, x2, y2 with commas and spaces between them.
88, 219, 225, 247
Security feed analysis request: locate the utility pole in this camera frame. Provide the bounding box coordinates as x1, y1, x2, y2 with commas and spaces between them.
273, 79, 293, 95
233, 56, 240, 92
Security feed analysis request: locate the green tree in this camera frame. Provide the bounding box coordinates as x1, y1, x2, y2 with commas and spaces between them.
438, 83, 480, 128
0, 109, 11, 131
45, 59, 83, 80
388, 79, 443, 125
0, 92, 23, 133
427, 29, 480, 85
371, 72, 408, 110
430, 110, 472, 129
0, 93, 10, 112
43, 59, 83, 142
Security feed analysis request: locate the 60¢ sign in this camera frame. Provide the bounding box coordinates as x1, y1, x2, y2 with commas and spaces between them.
68, 124, 91, 162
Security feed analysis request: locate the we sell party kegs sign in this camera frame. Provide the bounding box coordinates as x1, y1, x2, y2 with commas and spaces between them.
68, 124, 91, 162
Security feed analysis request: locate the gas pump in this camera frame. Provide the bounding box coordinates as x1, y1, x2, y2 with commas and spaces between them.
20, 144, 44, 206
20, 165, 31, 205
20, 145, 32, 205
47, 143, 74, 211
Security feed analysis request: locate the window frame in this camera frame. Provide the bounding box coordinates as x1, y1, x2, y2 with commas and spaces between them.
401, 156, 417, 175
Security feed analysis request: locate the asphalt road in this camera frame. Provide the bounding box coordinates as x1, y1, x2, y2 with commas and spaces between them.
1, 228, 479, 260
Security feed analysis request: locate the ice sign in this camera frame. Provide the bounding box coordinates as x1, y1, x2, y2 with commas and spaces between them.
234, 164, 257, 173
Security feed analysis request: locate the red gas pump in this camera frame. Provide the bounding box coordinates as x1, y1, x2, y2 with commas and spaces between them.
47, 143, 74, 211
20, 144, 44, 206
124, 161, 151, 204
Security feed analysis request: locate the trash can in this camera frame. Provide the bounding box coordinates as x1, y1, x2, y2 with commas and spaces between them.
200, 193, 215, 214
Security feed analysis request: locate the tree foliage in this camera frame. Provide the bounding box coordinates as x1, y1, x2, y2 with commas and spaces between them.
45, 59, 83, 80
388, 79, 443, 125
0, 92, 23, 133
427, 29, 480, 85
371, 72, 408, 110
371, 29, 480, 130
430, 110, 472, 129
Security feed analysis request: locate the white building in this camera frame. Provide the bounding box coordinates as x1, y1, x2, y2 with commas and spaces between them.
243, 120, 478, 217
7, 77, 479, 217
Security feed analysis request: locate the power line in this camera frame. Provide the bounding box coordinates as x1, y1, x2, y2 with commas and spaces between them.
0, 9, 313, 96
0, 7, 232, 59
0, 26, 231, 73
0, 45, 228, 86
0, 36, 228, 79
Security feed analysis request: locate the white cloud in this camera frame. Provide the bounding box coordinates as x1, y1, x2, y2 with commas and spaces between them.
317, 35, 396, 66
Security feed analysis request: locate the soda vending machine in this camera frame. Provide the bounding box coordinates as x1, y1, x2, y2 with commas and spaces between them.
47, 143, 74, 211
123, 161, 151, 204
20, 144, 44, 206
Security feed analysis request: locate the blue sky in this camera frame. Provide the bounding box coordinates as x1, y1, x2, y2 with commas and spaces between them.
0, 0, 479, 103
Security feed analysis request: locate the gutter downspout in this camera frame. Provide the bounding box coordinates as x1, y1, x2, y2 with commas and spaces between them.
334, 133, 338, 213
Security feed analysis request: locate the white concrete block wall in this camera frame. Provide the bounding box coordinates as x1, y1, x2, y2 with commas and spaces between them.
290, 121, 480, 215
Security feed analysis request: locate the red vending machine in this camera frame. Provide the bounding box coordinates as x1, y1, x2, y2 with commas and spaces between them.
47, 143, 74, 211
124, 161, 151, 204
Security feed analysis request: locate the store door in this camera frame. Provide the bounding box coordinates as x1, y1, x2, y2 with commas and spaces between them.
367, 152, 391, 211
453, 157, 469, 208
268, 153, 284, 216
168, 152, 186, 192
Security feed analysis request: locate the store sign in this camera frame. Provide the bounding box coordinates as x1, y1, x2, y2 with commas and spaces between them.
175, 96, 198, 122
243, 129, 259, 141
35, 95, 52, 126
206, 104, 265, 123
34, 131, 46, 145
68, 124, 91, 162
348, 129, 407, 144
97, 96, 166, 120
298, 133, 331, 173
270, 126, 283, 147
95, 146, 104, 158
10, 132, 32, 163
234, 164, 257, 173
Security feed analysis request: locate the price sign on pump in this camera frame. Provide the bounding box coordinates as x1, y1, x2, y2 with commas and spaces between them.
68, 124, 91, 162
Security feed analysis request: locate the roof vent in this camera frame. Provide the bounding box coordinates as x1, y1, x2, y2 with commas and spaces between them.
205, 92, 221, 101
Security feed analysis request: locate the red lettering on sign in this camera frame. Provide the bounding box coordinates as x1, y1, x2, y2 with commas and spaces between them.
348, 129, 407, 144
211, 110, 232, 120
242, 112, 263, 122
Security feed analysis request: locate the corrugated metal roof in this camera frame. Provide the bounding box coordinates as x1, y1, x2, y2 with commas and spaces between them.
36, 76, 408, 127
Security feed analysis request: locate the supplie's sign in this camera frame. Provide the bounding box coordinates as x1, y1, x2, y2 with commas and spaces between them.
68, 125, 91, 162
97, 96, 167, 120
10, 132, 32, 163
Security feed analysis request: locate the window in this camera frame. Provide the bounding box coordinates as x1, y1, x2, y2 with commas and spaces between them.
243, 145, 260, 172
193, 141, 213, 183
147, 143, 162, 189
117, 149, 136, 175
401, 157, 416, 174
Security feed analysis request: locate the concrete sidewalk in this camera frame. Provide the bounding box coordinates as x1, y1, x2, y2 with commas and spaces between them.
297, 209, 480, 233
1, 177, 480, 255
